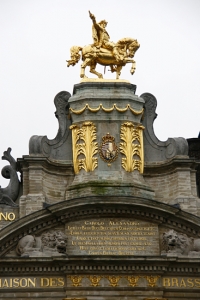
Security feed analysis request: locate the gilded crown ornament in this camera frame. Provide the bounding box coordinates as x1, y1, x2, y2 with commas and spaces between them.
67, 11, 140, 79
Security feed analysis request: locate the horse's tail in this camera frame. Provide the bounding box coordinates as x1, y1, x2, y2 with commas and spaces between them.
67, 46, 82, 67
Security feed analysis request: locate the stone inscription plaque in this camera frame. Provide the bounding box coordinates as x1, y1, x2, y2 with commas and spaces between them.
66, 218, 159, 255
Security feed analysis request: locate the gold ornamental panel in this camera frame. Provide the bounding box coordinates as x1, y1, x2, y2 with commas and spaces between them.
120, 122, 144, 173
70, 122, 98, 174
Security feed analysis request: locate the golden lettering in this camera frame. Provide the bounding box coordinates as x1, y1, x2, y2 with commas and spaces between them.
40, 278, 49, 287
28, 278, 36, 287
195, 279, 200, 288
7, 213, 15, 221
13, 278, 20, 288
163, 278, 170, 287
0, 213, 7, 221
20, 278, 28, 287
50, 278, 57, 287
0, 212, 16, 221
2, 279, 9, 288
171, 278, 179, 287
187, 278, 194, 288
9, 278, 12, 288
180, 278, 186, 287
57, 278, 65, 287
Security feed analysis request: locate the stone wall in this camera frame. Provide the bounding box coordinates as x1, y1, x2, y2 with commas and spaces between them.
144, 156, 200, 216
18, 156, 74, 217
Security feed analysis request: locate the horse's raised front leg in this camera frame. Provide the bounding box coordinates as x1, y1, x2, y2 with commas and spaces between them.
90, 62, 103, 78
116, 65, 122, 80
80, 58, 91, 78
123, 59, 136, 75
130, 60, 136, 75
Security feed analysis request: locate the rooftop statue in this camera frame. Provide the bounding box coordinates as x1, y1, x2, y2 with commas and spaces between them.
67, 11, 140, 80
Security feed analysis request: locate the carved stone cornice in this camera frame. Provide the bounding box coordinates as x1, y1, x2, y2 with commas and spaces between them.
0, 256, 200, 275
144, 156, 198, 176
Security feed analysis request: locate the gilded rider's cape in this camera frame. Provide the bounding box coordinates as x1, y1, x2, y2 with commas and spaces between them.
92, 24, 110, 46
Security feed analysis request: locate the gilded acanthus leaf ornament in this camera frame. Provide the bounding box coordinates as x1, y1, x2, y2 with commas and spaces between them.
120, 122, 144, 173
70, 124, 82, 174
67, 11, 140, 80
70, 122, 98, 174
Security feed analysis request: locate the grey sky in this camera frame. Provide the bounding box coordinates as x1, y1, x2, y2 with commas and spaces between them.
0, 0, 200, 185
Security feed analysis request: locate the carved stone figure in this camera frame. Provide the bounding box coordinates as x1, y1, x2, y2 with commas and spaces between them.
161, 229, 200, 257
0, 148, 19, 206
16, 235, 41, 257
16, 231, 67, 257
67, 12, 140, 79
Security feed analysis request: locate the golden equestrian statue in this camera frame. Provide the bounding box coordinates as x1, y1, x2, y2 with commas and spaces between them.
67, 11, 140, 80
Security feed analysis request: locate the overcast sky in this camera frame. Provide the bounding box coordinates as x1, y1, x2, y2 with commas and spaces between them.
0, 0, 200, 186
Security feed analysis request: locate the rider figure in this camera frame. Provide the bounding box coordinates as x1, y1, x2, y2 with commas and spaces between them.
89, 11, 122, 62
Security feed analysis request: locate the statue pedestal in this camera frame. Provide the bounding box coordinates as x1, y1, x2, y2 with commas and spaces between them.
66, 82, 155, 200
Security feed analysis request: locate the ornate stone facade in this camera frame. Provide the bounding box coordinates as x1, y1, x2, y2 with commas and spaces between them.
0, 82, 200, 300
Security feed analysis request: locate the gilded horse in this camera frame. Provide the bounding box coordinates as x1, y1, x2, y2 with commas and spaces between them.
67, 38, 140, 79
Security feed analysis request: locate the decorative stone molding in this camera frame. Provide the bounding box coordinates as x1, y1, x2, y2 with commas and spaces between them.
29, 91, 72, 161
141, 92, 188, 162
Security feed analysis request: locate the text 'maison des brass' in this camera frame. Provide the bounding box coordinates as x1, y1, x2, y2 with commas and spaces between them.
67, 11, 140, 80
66, 219, 159, 256
1, 276, 200, 289
70, 122, 98, 174
120, 122, 144, 173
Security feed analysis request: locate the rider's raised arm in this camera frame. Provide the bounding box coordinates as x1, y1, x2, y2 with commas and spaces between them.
89, 11, 96, 24
89, 11, 102, 30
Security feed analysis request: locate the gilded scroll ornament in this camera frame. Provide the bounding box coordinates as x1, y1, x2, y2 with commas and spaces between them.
70, 103, 143, 116
120, 122, 144, 173
87, 275, 103, 287
67, 11, 140, 79
106, 275, 121, 287
126, 275, 141, 287
70, 122, 98, 174
144, 275, 160, 288
99, 133, 118, 164
67, 275, 83, 287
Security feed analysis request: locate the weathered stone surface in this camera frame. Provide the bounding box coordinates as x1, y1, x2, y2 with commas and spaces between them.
29, 91, 72, 161
17, 156, 74, 216
144, 156, 200, 215
1, 83, 200, 299
141, 92, 188, 162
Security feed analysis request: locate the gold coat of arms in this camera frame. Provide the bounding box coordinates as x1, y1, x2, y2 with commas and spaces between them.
99, 133, 118, 163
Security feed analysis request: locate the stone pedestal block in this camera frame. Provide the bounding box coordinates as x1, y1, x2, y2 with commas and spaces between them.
66, 82, 154, 199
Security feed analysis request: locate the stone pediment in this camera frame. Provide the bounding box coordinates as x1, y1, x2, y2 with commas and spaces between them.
1, 197, 200, 258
